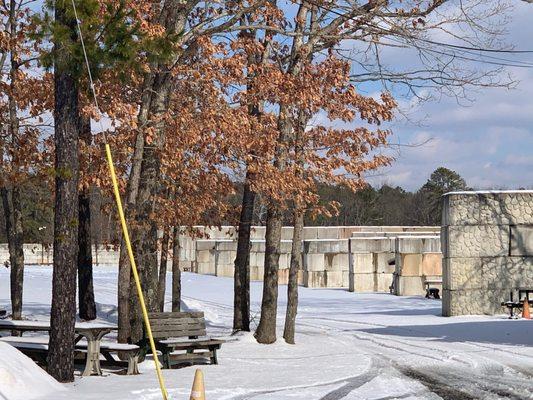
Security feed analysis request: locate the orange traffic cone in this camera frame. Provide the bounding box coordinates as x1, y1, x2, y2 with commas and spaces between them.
522, 298, 531, 320
190, 369, 205, 400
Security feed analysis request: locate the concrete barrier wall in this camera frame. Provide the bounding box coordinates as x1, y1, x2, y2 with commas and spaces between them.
442, 190, 533, 316
393, 236, 442, 296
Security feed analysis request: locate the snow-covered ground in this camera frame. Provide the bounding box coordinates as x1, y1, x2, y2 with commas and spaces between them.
1, 266, 532, 400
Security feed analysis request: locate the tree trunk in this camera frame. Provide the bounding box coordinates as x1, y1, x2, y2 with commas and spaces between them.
1, 187, 24, 322
171, 226, 181, 312
2, 0, 24, 325
255, 205, 282, 344
283, 208, 303, 344
128, 0, 186, 343
48, 1, 80, 381
78, 116, 96, 321
157, 226, 170, 312
78, 191, 96, 320
233, 171, 255, 331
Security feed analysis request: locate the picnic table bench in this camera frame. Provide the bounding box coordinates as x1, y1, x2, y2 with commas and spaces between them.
501, 289, 533, 318
0, 320, 139, 375
141, 311, 225, 369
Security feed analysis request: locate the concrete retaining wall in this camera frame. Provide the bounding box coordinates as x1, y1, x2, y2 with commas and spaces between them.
442, 190, 533, 316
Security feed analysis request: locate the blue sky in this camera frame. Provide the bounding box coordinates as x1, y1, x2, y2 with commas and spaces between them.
360, 1, 533, 191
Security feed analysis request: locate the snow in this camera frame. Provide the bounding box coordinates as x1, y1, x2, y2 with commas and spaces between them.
0, 342, 65, 400
1, 266, 533, 400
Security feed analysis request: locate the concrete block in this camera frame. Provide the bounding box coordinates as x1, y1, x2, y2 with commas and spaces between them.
304, 239, 349, 254
251, 241, 266, 253
314, 227, 335, 239
250, 266, 264, 281
216, 264, 234, 277
376, 273, 394, 292
196, 262, 215, 275
325, 271, 344, 288
303, 253, 325, 271
442, 288, 509, 316
421, 253, 442, 276
250, 226, 266, 240
442, 225, 509, 258
281, 227, 294, 240
397, 276, 424, 296
353, 273, 375, 292
399, 254, 422, 276
443, 191, 533, 226
374, 252, 395, 274
325, 253, 349, 271
510, 225, 533, 256
350, 238, 392, 253
302, 227, 319, 240
196, 240, 217, 251
304, 271, 327, 288
395, 236, 440, 254
443, 256, 533, 290
352, 253, 373, 273
278, 269, 289, 285
196, 249, 212, 263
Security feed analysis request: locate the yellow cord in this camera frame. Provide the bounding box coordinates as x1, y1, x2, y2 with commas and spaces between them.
105, 144, 169, 400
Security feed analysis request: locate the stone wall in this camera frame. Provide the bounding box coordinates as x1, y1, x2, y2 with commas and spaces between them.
441, 190, 533, 316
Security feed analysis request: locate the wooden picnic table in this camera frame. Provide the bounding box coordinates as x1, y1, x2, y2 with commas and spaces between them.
0, 319, 117, 376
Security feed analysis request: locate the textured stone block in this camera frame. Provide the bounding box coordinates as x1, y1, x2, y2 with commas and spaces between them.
442, 225, 509, 258
442, 191, 533, 226
510, 225, 533, 256
443, 256, 533, 290
442, 288, 509, 316
196, 262, 215, 275
196, 240, 217, 251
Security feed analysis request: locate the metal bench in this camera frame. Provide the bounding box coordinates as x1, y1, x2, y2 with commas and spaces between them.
423, 277, 442, 299
141, 311, 225, 369
501, 289, 533, 319
0, 336, 139, 375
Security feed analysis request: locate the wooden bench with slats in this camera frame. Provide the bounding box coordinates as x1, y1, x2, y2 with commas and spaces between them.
142, 311, 224, 369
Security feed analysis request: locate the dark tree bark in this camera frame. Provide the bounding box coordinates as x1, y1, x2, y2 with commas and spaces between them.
255, 205, 282, 344
78, 117, 96, 321
171, 226, 181, 312
128, 0, 187, 343
78, 192, 96, 320
1, 187, 24, 322
283, 208, 303, 344
48, 0, 80, 382
157, 226, 170, 312
2, 0, 25, 325
233, 171, 255, 331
